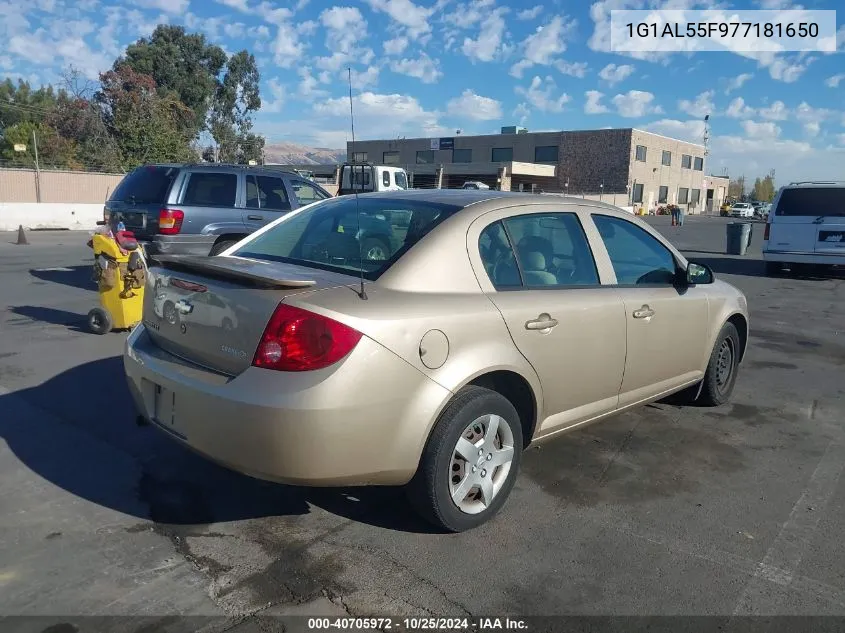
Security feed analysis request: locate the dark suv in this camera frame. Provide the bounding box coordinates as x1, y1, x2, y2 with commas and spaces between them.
104, 164, 335, 256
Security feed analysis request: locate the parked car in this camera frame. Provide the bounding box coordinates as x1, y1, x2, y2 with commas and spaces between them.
763, 181, 845, 275
462, 181, 490, 190
730, 202, 755, 218
126, 190, 749, 532
104, 164, 333, 257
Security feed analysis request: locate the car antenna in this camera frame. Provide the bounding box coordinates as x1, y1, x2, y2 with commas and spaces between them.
348, 67, 367, 300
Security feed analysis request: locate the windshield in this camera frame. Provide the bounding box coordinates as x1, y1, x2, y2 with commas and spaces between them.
233, 196, 461, 280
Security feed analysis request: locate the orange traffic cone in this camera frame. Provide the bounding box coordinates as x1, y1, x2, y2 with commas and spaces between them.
16, 225, 29, 245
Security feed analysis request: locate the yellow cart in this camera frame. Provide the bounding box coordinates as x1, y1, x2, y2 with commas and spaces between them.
88, 230, 147, 335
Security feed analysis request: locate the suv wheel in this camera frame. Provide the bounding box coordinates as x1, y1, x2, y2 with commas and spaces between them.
210, 239, 238, 256
407, 386, 523, 532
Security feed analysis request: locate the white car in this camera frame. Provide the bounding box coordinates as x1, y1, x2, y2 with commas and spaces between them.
763, 181, 845, 275
730, 203, 755, 218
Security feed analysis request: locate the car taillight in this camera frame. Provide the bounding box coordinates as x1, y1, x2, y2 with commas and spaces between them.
763, 222, 770, 240
158, 209, 184, 235
253, 304, 362, 371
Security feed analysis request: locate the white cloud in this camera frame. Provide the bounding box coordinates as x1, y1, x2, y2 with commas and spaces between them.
445, 0, 496, 27
134, 0, 188, 13
803, 122, 821, 137
509, 15, 575, 78
262, 78, 286, 113
837, 25, 845, 50
316, 6, 370, 70
364, 0, 432, 40
214, 0, 249, 10
643, 119, 706, 144
678, 90, 714, 118
349, 65, 380, 90
726, 97, 755, 119
598, 63, 634, 86
461, 7, 509, 63
297, 20, 318, 36
513, 102, 530, 125
725, 73, 753, 94
794, 102, 834, 137
555, 60, 588, 78
516, 75, 570, 113
269, 17, 304, 68
447, 89, 502, 121
383, 36, 408, 56
742, 120, 781, 140
611, 90, 662, 118
825, 74, 845, 88
391, 54, 442, 83
759, 101, 789, 121
838, 134, 845, 147
7, 20, 111, 80
584, 90, 609, 115
517, 5, 542, 20
767, 56, 815, 83
296, 66, 329, 100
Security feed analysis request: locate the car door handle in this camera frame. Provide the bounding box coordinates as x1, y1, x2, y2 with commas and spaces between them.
632, 305, 655, 319
248, 214, 263, 221
525, 314, 559, 330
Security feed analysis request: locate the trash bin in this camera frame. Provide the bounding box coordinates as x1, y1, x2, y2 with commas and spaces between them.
726, 222, 752, 256
87, 228, 147, 334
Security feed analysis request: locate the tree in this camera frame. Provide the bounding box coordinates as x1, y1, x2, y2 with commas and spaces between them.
728, 175, 745, 199
96, 66, 197, 168
208, 50, 263, 163
0, 79, 59, 130
0, 120, 78, 168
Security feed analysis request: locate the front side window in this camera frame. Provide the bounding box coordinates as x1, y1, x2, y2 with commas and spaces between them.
592, 214, 678, 286
246, 175, 291, 211
234, 197, 460, 281
182, 172, 237, 207
394, 171, 408, 189
290, 180, 329, 206
492, 147, 513, 162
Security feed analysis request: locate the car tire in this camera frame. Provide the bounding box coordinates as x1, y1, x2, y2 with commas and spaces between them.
210, 239, 238, 256
87, 307, 113, 335
361, 236, 390, 261
406, 385, 523, 533
696, 322, 741, 407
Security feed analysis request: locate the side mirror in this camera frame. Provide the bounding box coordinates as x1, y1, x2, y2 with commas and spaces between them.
686, 261, 714, 285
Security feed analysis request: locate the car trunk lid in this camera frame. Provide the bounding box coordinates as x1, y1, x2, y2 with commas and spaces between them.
143, 255, 357, 375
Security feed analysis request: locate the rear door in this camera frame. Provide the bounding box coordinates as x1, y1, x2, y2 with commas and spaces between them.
470, 208, 627, 433
767, 187, 828, 254
243, 173, 294, 232
178, 170, 242, 236
105, 165, 181, 239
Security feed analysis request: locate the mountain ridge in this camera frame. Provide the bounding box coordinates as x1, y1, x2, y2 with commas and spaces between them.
263, 142, 346, 165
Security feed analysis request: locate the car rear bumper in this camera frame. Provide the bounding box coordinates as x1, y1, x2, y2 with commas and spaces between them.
142, 234, 217, 257
124, 325, 451, 487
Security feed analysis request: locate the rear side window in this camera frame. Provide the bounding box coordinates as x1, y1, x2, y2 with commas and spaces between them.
182, 172, 237, 207
246, 175, 291, 211
110, 166, 177, 204
775, 187, 845, 217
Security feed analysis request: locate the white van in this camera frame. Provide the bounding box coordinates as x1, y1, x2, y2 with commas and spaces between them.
762, 181, 845, 275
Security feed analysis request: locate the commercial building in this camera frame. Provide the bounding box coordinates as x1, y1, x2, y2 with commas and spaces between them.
340, 127, 729, 214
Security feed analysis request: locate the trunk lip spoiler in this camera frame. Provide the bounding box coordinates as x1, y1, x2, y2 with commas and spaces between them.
150, 254, 318, 288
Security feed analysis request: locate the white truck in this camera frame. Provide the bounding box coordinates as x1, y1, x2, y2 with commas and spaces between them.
337, 162, 409, 196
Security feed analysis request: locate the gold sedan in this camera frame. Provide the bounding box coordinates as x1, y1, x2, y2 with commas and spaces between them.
124, 190, 749, 532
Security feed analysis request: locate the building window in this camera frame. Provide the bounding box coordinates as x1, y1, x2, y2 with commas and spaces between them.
383, 151, 400, 165
416, 150, 435, 164
693, 156, 703, 171
534, 145, 559, 163
452, 148, 472, 163
661, 150, 671, 166
681, 154, 692, 169
352, 152, 368, 162
691, 188, 701, 204
635, 145, 647, 162
491, 147, 513, 162
632, 183, 644, 203
678, 187, 690, 204
658, 185, 668, 203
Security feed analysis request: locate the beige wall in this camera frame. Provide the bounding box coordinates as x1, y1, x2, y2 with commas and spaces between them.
0, 168, 125, 204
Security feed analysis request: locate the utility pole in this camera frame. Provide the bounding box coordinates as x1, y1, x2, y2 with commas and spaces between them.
32, 130, 42, 203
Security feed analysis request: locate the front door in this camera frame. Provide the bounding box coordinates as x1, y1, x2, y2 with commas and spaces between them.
474, 211, 627, 434
589, 213, 710, 406
242, 174, 293, 232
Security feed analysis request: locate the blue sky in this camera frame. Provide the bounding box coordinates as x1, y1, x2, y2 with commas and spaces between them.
1, 0, 843, 182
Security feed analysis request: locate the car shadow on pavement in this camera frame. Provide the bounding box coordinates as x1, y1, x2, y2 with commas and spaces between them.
693, 256, 845, 280
29, 265, 94, 291
10, 306, 89, 331
0, 355, 439, 534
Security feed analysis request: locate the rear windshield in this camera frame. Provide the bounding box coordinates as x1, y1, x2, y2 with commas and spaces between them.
233, 196, 460, 280
110, 166, 179, 204
775, 187, 845, 217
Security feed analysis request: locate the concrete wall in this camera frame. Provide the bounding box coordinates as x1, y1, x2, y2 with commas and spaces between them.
0, 203, 104, 231
0, 168, 125, 204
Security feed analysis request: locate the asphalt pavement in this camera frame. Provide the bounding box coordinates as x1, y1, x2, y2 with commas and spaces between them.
1, 217, 844, 629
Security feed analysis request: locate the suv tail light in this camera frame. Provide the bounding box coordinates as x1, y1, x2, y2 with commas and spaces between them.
253, 304, 362, 372
158, 209, 184, 235
763, 222, 770, 240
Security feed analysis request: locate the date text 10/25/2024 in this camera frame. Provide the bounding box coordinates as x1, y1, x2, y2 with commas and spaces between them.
307, 617, 529, 630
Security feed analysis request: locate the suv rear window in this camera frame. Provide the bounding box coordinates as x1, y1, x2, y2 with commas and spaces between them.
233, 196, 460, 280
776, 187, 845, 217
110, 166, 178, 204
